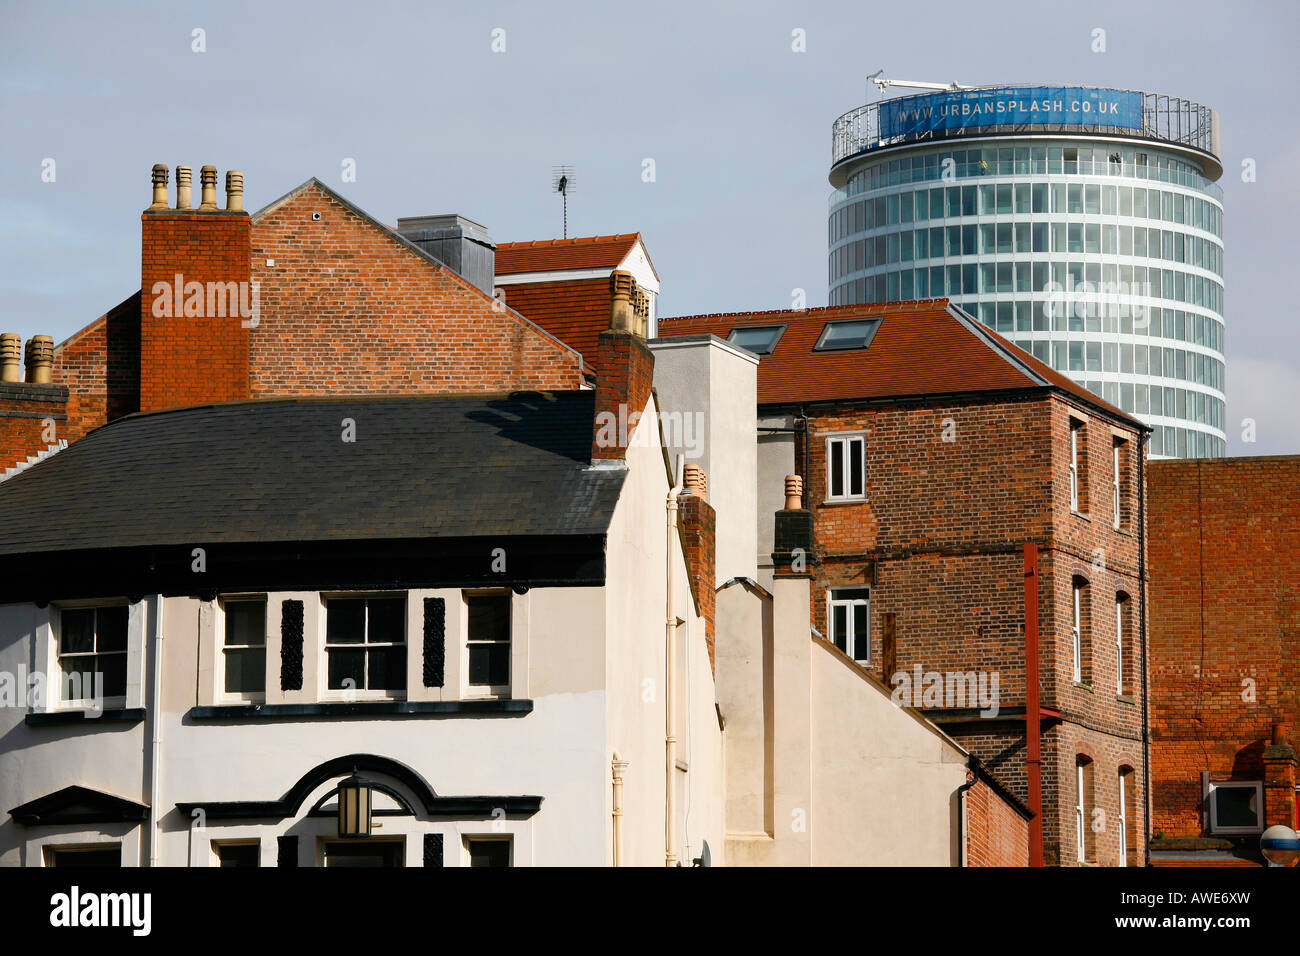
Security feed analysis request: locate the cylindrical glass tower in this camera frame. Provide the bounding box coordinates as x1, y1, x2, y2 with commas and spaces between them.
829, 86, 1224, 458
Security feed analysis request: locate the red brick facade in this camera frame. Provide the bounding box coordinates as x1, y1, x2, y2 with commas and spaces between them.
796, 391, 1146, 865
51, 177, 587, 437
248, 183, 583, 397
1148, 456, 1300, 851
966, 775, 1031, 866
591, 330, 655, 461
0, 383, 68, 473
678, 493, 717, 671
140, 210, 251, 412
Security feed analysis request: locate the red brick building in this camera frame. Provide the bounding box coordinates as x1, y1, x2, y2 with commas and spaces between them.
47, 171, 588, 445
658, 301, 1149, 866
1148, 456, 1300, 866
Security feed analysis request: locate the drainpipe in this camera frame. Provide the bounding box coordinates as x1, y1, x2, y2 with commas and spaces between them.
957, 757, 980, 867
146, 595, 164, 866
611, 751, 628, 867
665, 454, 684, 867
1138, 431, 1151, 867
1024, 542, 1043, 867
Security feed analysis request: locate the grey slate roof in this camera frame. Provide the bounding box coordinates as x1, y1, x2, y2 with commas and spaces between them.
0, 392, 624, 555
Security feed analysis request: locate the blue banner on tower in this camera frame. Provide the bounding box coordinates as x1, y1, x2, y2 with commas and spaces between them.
878, 87, 1143, 139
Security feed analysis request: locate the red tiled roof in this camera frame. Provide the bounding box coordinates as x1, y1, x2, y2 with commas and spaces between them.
499, 277, 611, 372
495, 234, 641, 275
657, 299, 1141, 427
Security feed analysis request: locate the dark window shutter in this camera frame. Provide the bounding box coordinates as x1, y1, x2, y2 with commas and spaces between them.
423, 597, 445, 688
280, 599, 304, 691
424, 832, 444, 867
277, 835, 298, 867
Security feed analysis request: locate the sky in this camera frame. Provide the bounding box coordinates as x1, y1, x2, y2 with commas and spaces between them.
2, 0, 1297, 453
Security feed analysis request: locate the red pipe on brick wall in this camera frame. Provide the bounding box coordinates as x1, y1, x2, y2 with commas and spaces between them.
1024, 542, 1043, 867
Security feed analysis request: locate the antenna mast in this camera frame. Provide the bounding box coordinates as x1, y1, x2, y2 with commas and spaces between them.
552, 165, 575, 239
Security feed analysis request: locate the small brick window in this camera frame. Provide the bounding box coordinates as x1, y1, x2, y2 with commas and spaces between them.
1071, 577, 1092, 685
1069, 418, 1088, 514
1076, 757, 1095, 863
1206, 780, 1264, 835
1115, 593, 1133, 696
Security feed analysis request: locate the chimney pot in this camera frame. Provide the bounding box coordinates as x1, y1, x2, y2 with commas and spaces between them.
150, 163, 169, 210
0, 333, 21, 383
23, 335, 53, 385
176, 165, 193, 210
683, 463, 708, 499
1273, 721, 1290, 746
198, 165, 218, 210
225, 170, 244, 212
610, 271, 637, 333
784, 474, 804, 510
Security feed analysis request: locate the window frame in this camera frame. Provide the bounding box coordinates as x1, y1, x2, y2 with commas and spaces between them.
825, 433, 866, 502
219, 595, 268, 702
1112, 439, 1123, 530
465, 591, 512, 697
1206, 780, 1265, 835
826, 587, 872, 664
1072, 583, 1083, 683
54, 603, 129, 709
1117, 771, 1128, 867
1069, 423, 1081, 513
1076, 762, 1087, 861
465, 835, 513, 868
813, 318, 882, 352
1115, 596, 1126, 696
322, 593, 408, 699
725, 324, 786, 356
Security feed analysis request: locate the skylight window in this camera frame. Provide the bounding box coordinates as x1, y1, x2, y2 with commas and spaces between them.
726, 325, 785, 355
813, 318, 881, 351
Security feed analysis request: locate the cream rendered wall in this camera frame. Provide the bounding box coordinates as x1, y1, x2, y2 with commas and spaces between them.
601, 390, 726, 867
716, 575, 968, 866
649, 336, 758, 584
0, 602, 147, 865
809, 639, 968, 866
153, 586, 610, 866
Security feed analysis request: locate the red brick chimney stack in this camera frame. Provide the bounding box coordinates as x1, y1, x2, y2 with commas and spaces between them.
591, 270, 655, 462
140, 163, 252, 413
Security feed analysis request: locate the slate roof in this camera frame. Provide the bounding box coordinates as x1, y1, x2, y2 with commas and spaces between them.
657, 299, 1145, 429
0, 392, 624, 556
495, 234, 643, 274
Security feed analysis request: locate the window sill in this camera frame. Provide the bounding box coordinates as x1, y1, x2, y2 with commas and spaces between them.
821, 497, 868, 507
186, 700, 533, 720
1116, 693, 1136, 705
25, 708, 146, 727
1070, 510, 1091, 522
1074, 682, 1093, 693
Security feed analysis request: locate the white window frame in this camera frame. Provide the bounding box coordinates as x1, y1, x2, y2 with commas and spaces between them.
1115, 597, 1125, 695
825, 433, 866, 502
1112, 440, 1123, 529
1076, 763, 1086, 860
1117, 771, 1128, 867
322, 594, 408, 701
53, 603, 130, 710
466, 591, 512, 697
1072, 584, 1083, 683
464, 835, 513, 868
826, 587, 871, 664
1069, 424, 1081, 513
218, 595, 267, 703
1206, 780, 1265, 835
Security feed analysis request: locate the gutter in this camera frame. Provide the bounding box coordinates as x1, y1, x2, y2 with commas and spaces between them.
957, 758, 980, 867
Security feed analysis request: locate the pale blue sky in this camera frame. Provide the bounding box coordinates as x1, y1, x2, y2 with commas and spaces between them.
2, 0, 1297, 452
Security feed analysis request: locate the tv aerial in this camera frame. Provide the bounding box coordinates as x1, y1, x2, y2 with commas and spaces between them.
552, 165, 575, 239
